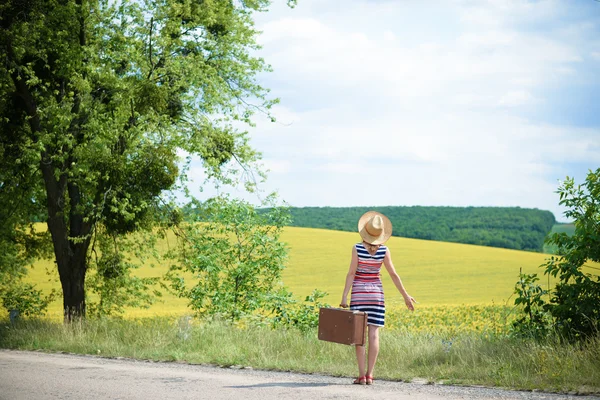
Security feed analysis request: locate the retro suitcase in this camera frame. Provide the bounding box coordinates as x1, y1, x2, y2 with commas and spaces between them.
317, 308, 367, 346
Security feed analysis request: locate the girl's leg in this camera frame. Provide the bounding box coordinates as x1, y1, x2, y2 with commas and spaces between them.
366, 325, 380, 380
355, 344, 366, 379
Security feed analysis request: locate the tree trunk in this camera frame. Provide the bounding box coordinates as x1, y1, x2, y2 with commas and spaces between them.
57, 247, 88, 322
41, 152, 92, 322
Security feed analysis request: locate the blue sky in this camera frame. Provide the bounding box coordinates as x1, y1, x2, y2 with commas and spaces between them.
186, 0, 600, 222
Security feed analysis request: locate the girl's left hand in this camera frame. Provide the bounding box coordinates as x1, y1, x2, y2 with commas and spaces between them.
404, 295, 417, 311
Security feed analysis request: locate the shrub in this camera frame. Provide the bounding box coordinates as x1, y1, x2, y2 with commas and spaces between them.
268, 288, 330, 333
0, 283, 56, 317
513, 169, 600, 341
167, 195, 290, 321
511, 270, 552, 340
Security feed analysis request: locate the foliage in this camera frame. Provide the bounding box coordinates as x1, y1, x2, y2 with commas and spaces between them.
257, 206, 556, 252
85, 227, 162, 318
543, 223, 575, 254
268, 288, 329, 333
167, 195, 290, 321
0, 181, 52, 293
0, 222, 52, 319
0, 283, 56, 317
542, 170, 600, 339
511, 270, 552, 340
0, 0, 281, 318
513, 169, 600, 341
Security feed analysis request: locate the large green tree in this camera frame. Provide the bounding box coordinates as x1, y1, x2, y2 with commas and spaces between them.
0, 0, 281, 320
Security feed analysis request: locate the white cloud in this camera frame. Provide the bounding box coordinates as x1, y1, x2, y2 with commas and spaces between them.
261, 159, 292, 174
383, 30, 396, 42
258, 10, 583, 117
458, 0, 562, 28
498, 90, 538, 107
189, 0, 600, 222
243, 102, 599, 221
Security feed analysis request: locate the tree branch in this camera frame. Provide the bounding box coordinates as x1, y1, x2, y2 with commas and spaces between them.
147, 17, 155, 79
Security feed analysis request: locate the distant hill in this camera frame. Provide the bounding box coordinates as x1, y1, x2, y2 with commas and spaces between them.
283, 206, 556, 252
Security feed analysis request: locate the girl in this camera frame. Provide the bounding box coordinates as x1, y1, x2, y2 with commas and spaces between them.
340, 211, 416, 385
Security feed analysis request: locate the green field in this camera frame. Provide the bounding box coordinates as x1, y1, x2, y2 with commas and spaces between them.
20, 225, 574, 320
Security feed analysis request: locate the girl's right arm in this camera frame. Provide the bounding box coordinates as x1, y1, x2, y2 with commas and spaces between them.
340, 246, 358, 308
383, 248, 417, 311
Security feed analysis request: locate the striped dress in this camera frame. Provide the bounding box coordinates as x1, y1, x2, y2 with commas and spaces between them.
350, 243, 387, 327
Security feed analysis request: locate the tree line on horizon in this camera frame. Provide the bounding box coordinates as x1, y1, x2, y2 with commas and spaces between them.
278, 206, 556, 252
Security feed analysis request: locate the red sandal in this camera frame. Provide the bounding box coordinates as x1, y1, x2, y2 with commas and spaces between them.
353, 376, 366, 385
366, 375, 374, 385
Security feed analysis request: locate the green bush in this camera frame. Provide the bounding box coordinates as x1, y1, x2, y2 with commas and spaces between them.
0, 283, 56, 317
513, 169, 600, 341
268, 288, 330, 333
511, 270, 552, 340
167, 195, 290, 321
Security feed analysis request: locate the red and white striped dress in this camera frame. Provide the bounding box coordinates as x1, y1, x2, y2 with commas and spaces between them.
350, 243, 386, 327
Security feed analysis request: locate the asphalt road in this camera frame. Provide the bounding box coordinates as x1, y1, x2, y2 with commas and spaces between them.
0, 350, 598, 400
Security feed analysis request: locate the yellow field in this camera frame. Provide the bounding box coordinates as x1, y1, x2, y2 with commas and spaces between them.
280, 227, 556, 308
19, 225, 568, 322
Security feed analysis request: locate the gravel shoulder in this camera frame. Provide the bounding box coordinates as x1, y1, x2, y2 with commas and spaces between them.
0, 349, 598, 400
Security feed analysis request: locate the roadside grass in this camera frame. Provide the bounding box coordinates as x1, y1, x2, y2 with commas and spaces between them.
1, 317, 598, 394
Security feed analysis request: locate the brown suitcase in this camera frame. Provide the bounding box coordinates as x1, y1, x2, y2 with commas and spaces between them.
317, 308, 367, 346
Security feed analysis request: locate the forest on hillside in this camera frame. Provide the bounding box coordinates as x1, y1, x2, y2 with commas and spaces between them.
284, 206, 556, 252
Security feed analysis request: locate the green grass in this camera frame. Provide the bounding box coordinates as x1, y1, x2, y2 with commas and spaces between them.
1, 317, 598, 394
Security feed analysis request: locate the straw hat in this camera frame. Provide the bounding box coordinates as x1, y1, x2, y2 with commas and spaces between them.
358, 211, 393, 245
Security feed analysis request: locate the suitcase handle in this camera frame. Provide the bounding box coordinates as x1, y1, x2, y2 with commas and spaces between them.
322, 307, 364, 315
